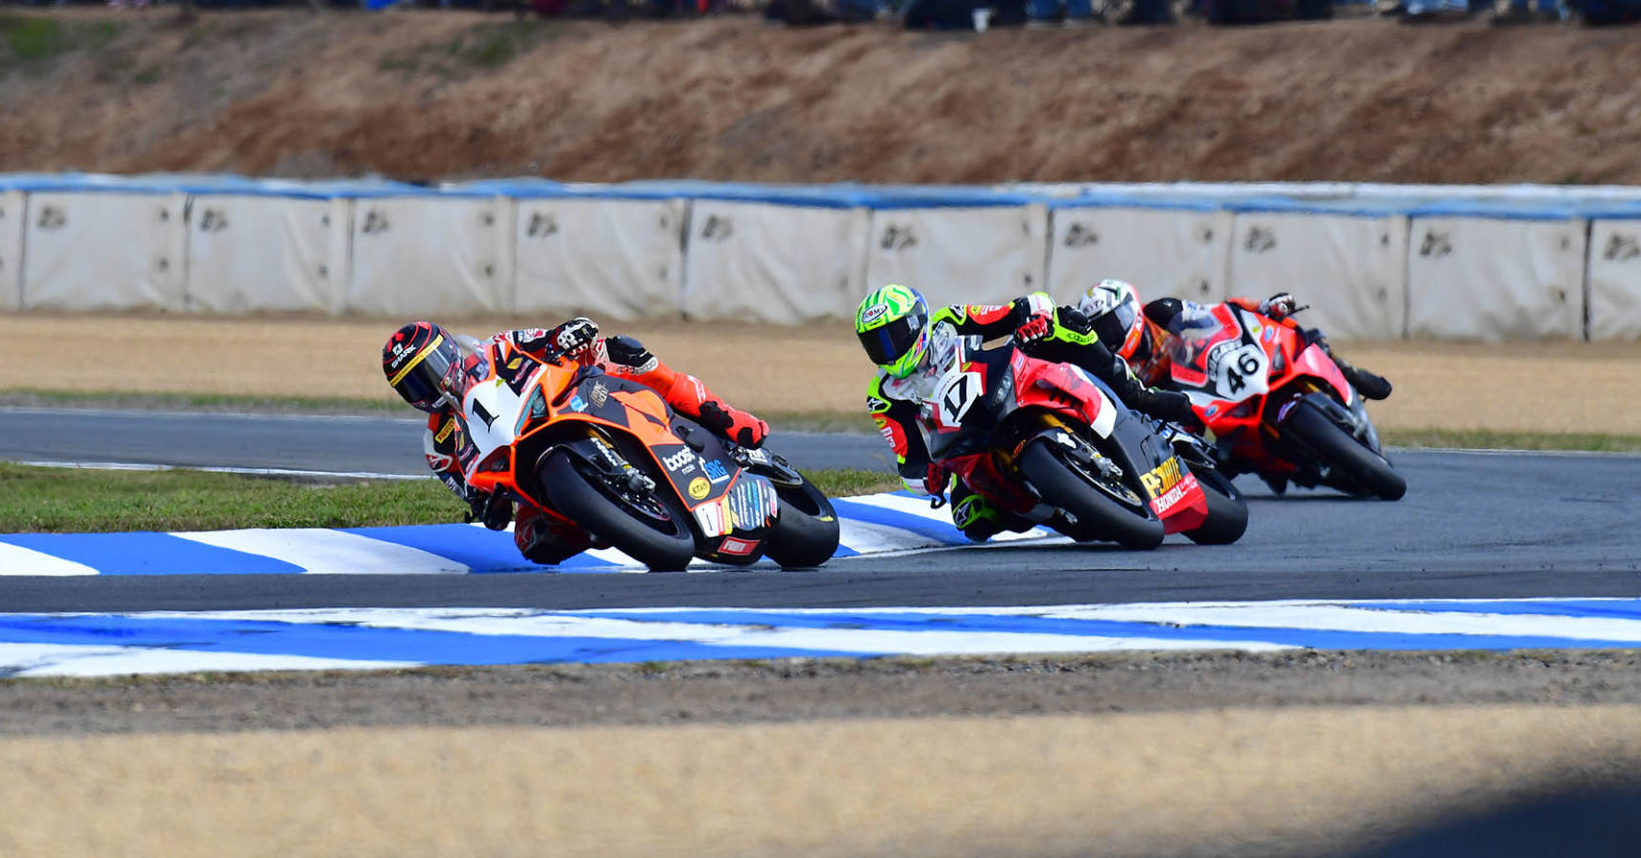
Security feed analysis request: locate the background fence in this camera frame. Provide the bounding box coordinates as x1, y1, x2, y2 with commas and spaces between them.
3, 173, 1640, 341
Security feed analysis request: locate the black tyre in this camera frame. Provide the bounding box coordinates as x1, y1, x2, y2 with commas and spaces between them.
1283, 401, 1407, 501
763, 478, 842, 569
1019, 440, 1165, 550
1184, 466, 1249, 545
538, 449, 696, 572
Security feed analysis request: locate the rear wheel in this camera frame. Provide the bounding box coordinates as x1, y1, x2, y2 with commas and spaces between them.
538, 449, 696, 571
1019, 440, 1165, 550
763, 478, 842, 569
1184, 466, 1249, 545
1282, 401, 1407, 501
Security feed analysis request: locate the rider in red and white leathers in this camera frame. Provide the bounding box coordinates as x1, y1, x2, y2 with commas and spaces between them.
384, 317, 768, 565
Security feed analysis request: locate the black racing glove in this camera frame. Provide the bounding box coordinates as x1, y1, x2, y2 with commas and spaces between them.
465, 491, 513, 531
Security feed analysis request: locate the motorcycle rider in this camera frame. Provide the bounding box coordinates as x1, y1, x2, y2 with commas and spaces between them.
382, 317, 769, 565
1073, 282, 1394, 402
853, 283, 1196, 542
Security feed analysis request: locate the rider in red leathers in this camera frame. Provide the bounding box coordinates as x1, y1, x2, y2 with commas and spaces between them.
382, 317, 769, 565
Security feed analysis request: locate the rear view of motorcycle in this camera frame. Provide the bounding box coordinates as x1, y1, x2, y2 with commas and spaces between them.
1162, 302, 1406, 501
919, 323, 1246, 549
456, 339, 841, 572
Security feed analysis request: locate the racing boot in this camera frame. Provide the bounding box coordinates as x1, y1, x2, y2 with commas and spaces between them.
1332, 356, 1393, 401
1305, 330, 1392, 401
950, 484, 1033, 543
514, 504, 597, 565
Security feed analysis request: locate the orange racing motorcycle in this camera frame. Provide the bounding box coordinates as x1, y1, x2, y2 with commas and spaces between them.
450, 337, 840, 572
918, 323, 1247, 549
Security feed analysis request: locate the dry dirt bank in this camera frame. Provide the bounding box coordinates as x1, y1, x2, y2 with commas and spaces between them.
5, 313, 1640, 435
5, 653, 1641, 857
3, 10, 1641, 185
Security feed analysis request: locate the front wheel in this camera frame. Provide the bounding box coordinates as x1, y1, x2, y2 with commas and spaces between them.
763, 478, 842, 569
1282, 401, 1407, 501
1184, 466, 1249, 545
538, 449, 697, 572
1019, 440, 1165, 550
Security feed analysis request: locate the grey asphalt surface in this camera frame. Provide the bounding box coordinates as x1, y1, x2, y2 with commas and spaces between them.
0, 407, 892, 475
2, 408, 1638, 613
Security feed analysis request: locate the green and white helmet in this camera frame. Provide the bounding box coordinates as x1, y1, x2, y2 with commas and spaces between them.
855, 284, 931, 379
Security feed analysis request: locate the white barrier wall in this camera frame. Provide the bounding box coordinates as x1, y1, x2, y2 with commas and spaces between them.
1046, 206, 1232, 306
1407, 217, 1587, 340
1587, 219, 1641, 341
0, 191, 20, 311
20, 192, 187, 312
1227, 212, 1410, 341
864, 205, 1048, 309
184, 195, 347, 314
344, 195, 512, 317
683, 201, 869, 323
513, 197, 684, 321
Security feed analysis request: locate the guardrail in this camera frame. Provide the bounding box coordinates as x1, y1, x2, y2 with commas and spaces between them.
2, 174, 1638, 340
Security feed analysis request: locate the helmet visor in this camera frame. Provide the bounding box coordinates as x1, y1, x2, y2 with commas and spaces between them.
390, 334, 458, 411
1089, 297, 1138, 353
859, 305, 928, 368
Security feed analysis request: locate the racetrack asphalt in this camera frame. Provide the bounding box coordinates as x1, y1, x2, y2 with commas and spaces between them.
1, 407, 1637, 614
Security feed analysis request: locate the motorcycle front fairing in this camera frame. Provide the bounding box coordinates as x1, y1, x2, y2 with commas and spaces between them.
478, 349, 777, 562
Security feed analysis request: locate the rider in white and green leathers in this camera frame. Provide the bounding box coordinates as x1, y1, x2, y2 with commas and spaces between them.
854, 283, 1195, 542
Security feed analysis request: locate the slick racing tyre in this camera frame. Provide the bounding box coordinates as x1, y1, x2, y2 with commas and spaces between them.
763, 478, 842, 569
1183, 466, 1249, 545
538, 449, 696, 572
1283, 401, 1408, 501
1020, 439, 1165, 550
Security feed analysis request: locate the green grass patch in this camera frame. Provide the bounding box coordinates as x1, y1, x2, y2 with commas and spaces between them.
0, 463, 895, 534
0, 463, 459, 533
0, 14, 124, 74
0, 15, 66, 62
1380, 428, 1641, 454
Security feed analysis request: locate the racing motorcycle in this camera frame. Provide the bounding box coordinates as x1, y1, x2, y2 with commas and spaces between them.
917, 323, 1247, 549
449, 337, 840, 572
1160, 302, 1406, 501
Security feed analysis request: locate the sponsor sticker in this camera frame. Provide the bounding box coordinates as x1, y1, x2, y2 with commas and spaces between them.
1139, 456, 1185, 499
689, 477, 711, 500
1149, 471, 1200, 516
567, 395, 587, 412
718, 537, 759, 557
702, 459, 730, 483
589, 382, 609, 408
434, 421, 455, 443
860, 303, 889, 326
662, 448, 697, 474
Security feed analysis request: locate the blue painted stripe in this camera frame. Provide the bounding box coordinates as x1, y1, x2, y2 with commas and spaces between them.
0, 614, 863, 665
829, 499, 967, 545
1351, 600, 1641, 620
343, 524, 620, 573
0, 533, 304, 575
574, 608, 1641, 652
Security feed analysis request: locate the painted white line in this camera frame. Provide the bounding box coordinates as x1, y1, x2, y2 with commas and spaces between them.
0, 643, 414, 678
13, 460, 429, 481
173, 528, 472, 575
0, 541, 99, 576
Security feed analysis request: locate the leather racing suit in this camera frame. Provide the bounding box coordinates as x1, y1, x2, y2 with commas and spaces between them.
424, 319, 769, 565
865, 293, 1191, 542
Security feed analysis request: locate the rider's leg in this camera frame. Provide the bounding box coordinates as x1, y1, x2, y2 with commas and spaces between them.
950, 481, 1033, 543
1302, 328, 1393, 401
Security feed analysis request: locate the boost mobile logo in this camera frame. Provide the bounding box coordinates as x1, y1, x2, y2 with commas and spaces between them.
662, 449, 696, 473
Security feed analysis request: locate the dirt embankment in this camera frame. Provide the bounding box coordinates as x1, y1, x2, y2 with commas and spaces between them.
3, 10, 1641, 185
